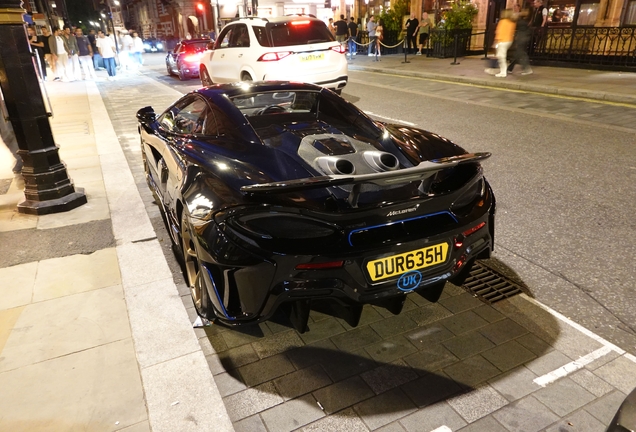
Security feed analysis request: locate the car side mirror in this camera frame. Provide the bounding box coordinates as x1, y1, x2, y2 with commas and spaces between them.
137, 106, 156, 124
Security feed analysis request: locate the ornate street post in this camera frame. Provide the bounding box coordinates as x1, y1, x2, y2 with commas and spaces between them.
0, 0, 86, 215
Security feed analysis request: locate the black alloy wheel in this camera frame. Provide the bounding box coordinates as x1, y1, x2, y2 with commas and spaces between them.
181, 212, 213, 319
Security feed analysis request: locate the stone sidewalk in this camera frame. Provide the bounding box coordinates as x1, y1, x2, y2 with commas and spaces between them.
347, 54, 636, 106
0, 79, 233, 432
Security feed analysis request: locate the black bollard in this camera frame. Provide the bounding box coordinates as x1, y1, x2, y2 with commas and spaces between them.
451, 32, 460, 65
0, 0, 87, 215
402, 36, 410, 64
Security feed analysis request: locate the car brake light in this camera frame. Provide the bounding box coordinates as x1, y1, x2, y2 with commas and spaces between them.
184, 53, 202, 62
331, 45, 346, 54
454, 221, 486, 249
295, 261, 344, 270
258, 52, 291, 61
290, 20, 311, 25
462, 222, 486, 237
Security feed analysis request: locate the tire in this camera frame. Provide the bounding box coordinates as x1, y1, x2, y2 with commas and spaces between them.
241, 72, 253, 82
178, 64, 189, 81
334, 88, 343, 95
181, 211, 214, 319
200, 66, 213, 86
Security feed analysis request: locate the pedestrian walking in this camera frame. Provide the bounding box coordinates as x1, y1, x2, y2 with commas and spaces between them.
507, 9, 533, 75
27, 26, 46, 80
328, 18, 335, 36
62, 25, 81, 81
367, 15, 378, 56
75, 28, 97, 80
88, 29, 103, 70
405, 14, 419, 54
40, 26, 56, 79
493, 9, 516, 77
347, 17, 358, 58
0, 100, 23, 176
96, 30, 117, 80
50, 27, 71, 82
416, 12, 434, 55
375, 20, 384, 57
132, 32, 144, 68
119, 29, 134, 71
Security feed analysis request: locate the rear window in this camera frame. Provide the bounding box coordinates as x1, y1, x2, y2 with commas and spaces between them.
267, 21, 334, 47
185, 42, 208, 53
230, 90, 319, 117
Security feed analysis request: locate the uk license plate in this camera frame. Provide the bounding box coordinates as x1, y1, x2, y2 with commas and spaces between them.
299, 52, 325, 62
366, 243, 449, 282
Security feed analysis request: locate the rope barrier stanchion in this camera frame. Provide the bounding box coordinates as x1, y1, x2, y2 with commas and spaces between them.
402, 36, 410, 64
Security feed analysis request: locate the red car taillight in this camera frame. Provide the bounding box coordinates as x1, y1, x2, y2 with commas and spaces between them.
257, 52, 292, 61
331, 45, 346, 54
184, 53, 202, 62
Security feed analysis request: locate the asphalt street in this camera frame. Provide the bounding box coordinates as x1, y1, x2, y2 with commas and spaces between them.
137, 52, 636, 356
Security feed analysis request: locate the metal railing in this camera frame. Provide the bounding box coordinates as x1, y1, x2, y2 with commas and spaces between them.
529, 26, 636, 68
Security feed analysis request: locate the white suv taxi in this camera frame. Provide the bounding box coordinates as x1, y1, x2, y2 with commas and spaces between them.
199, 16, 348, 93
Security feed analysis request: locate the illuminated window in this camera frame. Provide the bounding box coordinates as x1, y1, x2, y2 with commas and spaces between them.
624, 0, 636, 25
577, 2, 599, 25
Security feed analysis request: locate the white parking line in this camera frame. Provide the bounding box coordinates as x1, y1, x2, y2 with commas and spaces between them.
429, 426, 453, 432
521, 294, 626, 355
533, 345, 614, 387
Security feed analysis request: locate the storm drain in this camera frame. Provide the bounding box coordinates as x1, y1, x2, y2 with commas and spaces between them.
462, 262, 524, 304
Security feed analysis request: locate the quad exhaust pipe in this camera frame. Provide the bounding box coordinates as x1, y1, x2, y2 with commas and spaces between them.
315, 151, 399, 176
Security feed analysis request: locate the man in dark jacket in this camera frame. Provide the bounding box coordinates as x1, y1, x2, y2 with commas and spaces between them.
405, 14, 419, 54
508, 9, 533, 75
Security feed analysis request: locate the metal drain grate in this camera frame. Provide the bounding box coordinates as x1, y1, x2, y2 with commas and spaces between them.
462, 262, 524, 304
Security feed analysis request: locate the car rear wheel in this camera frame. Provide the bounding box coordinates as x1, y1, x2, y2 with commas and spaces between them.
200, 66, 213, 86
181, 211, 214, 319
178, 64, 189, 81
241, 72, 253, 82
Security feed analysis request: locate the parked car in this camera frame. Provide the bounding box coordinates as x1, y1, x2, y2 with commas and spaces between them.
165, 38, 210, 80
199, 16, 348, 93
136, 82, 495, 332
143, 38, 165, 52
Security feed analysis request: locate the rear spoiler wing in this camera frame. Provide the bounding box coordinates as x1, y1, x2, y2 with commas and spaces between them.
240, 152, 491, 207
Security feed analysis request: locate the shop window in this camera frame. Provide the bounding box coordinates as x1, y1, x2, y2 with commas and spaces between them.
625, 0, 636, 25
577, 2, 599, 25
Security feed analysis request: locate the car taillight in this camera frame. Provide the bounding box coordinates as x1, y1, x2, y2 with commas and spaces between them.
331, 45, 346, 54
290, 20, 311, 26
184, 53, 202, 62
257, 52, 292, 61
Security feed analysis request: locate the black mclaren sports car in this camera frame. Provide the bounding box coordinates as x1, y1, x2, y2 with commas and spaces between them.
137, 82, 496, 332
